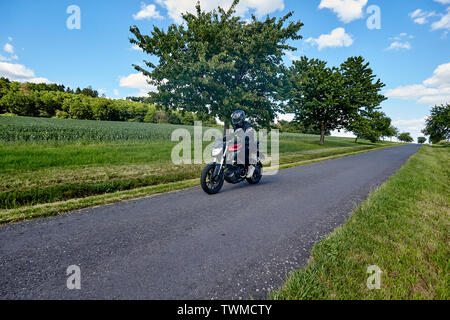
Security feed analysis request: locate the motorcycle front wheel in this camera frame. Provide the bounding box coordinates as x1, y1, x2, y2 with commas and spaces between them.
201, 163, 224, 194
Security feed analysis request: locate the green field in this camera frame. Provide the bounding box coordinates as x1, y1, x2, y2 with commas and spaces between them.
0, 116, 396, 223
272, 145, 449, 300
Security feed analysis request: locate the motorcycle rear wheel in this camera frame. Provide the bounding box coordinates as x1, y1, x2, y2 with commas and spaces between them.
246, 164, 262, 184
201, 163, 224, 194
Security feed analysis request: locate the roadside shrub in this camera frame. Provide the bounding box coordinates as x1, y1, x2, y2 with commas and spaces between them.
144, 107, 156, 123
181, 112, 195, 125
168, 112, 182, 124
66, 97, 93, 120
0, 91, 38, 116
154, 110, 169, 123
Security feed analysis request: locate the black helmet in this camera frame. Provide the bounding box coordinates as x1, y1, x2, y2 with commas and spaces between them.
231, 110, 246, 127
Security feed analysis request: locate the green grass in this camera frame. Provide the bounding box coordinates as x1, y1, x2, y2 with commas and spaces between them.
271, 145, 449, 300
0, 146, 395, 225
0, 116, 397, 221
0, 115, 197, 141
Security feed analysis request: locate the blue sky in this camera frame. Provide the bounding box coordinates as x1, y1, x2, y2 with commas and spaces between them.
1, 0, 449, 139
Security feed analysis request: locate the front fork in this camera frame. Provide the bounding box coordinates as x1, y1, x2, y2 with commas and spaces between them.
212, 142, 227, 180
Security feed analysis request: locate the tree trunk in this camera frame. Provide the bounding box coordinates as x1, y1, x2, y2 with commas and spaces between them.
355, 137, 358, 143
319, 123, 326, 145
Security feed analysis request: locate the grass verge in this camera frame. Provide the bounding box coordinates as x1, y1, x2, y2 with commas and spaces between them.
0, 144, 397, 225
0, 179, 199, 225
271, 145, 449, 300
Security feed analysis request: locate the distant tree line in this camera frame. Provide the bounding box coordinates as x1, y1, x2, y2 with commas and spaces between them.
276, 120, 330, 135
0, 77, 216, 125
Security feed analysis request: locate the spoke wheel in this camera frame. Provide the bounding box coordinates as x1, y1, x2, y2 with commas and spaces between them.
246, 164, 262, 185
201, 163, 224, 194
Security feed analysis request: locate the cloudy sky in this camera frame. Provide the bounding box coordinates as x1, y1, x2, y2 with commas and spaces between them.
1, 0, 449, 140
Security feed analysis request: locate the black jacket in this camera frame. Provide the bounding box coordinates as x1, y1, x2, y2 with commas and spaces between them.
233, 120, 253, 132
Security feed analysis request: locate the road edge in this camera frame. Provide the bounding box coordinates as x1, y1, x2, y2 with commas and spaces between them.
0, 144, 403, 225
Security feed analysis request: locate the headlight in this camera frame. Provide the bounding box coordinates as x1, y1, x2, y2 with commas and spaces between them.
212, 147, 222, 156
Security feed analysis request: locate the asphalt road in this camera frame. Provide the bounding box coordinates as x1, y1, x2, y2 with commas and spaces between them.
0, 144, 420, 299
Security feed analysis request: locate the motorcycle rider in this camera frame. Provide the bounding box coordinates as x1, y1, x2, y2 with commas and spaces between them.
229, 110, 257, 179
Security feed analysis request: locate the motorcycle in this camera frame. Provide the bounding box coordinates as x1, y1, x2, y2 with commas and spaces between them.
200, 133, 263, 194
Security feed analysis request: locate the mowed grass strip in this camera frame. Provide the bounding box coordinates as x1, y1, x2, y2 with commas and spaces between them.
0, 145, 398, 224
0, 179, 200, 225
0, 116, 395, 214
0, 165, 203, 209
0, 143, 383, 209
271, 145, 449, 300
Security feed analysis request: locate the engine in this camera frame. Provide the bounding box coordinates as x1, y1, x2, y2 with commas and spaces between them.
224, 166, 246, 184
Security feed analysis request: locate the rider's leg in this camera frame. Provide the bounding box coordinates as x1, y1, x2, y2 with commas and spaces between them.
246, 153, 257, 178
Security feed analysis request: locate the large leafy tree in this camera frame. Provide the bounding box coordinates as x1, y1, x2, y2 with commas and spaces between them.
129, 0, 303, 132
288, 56, 386, 144
417, 137, 426, 144
350, 111, 392, 143
341, 56, 387, 140
422, 103, 450, 144
340, 57, 387, 116
387, 125, 399, 142
287, 57, 346, 144
398, 132, 413, 143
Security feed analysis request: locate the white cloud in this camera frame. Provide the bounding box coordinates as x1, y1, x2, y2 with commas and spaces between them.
386, 41, 411, 51
386, 62, 450, 106
131, 44, 143, 51
133, 3, 163, 20
0, 62, 50, 83
3, 43, 14, 54
393, 117, 427, 126
284, 50, 300, 61
1, 41, 18, 61
418, 94, 450, 105
423, 62, 450, 88
27, 77, 51, 84
409, 9, 436, 25
276, 113, 294, 122
331, 130, 356, 138
113, 89, 119, 96
155, 0, 284, 24
409, 9, 422, 19
389, 33, 414, 42
431, 7, 450, 30
385, 85, 441, 99
434, 0, 450, 4
0, 54, 18, 62
119, 72, 157, 97
305, 27, 353, 50
8, 36, 13, 42
318, 0, 368, 23
392, 117, 428, 142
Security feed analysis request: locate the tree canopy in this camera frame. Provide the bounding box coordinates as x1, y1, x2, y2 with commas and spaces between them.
349, 111, 392, 143
422, 103, 450, 144
129, 0, 303, 130
287, 56, 386, 144
398, 132, 413, 143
